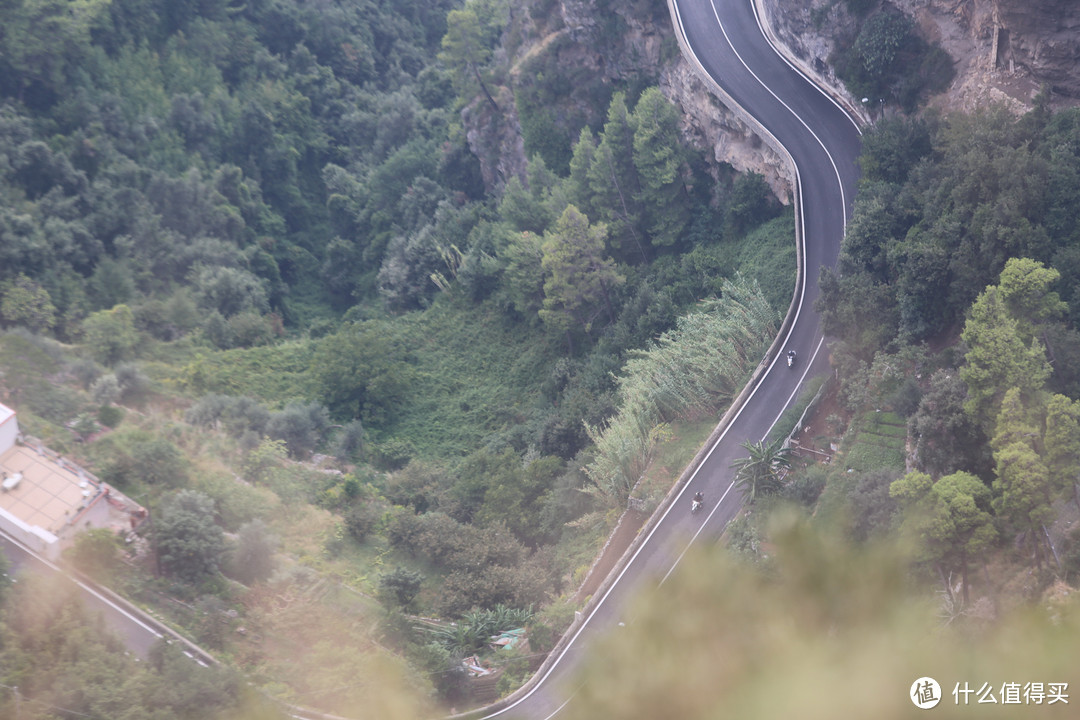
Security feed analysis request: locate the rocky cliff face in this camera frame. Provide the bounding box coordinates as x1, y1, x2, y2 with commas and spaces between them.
659, 59, 792, 200
756, 0, 862, 107
462, 85, 529, 192
463, 0, 791, 199
994, 0, 1080, 98
760, 0, 1080, 113
900, 0, 1080, 107
468, 0, 1080, 199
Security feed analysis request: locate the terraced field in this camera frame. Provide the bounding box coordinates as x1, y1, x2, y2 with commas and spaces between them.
841, 410, 907, 473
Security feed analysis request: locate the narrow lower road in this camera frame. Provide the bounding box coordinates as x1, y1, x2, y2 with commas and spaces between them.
0, 533, 164, 659
482, 1, 862, 717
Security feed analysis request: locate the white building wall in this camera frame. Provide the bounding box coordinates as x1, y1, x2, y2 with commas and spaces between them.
0, 404, 18, 455
0, 505, 60, 560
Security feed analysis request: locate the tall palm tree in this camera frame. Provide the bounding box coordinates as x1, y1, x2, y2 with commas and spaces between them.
731, 437, 792, 504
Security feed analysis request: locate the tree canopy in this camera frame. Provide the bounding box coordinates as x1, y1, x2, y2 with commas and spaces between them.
156, 490, 226, 584
539, 205, 624, 338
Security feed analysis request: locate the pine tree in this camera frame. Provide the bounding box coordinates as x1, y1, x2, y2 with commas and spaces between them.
1045, 393, 1080, 510
997, 257, 1068, 340
891, 470, 997, 606
499, 230, 546, 318
991, 388, 1054, 568
567, 127, 598, 216
539, 205, 624, 342
631, 87, 688, 249
927, 472, 995, 605
0, 274, 56, 332
440, 4, 501, 112
588, 93, 645, 260
960, 286, 1050, 430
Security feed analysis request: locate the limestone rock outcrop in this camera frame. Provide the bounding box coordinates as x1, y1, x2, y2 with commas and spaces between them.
464, 0, 791, 198
465, 0, 1080, 199
760, 0, 1080, 112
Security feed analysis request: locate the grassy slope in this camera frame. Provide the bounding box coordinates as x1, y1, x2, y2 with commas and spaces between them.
733, 212, 797, 314
391, 298, 559, 459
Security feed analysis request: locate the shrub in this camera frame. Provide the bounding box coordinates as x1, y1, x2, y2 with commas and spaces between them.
331, 420, 365, 463
344, 502, 380, 543
228, 312, 273, 348
378, 567, 424, 609
226, 520, 277, 585
372, 438, 415, 471
527, 598, 577, 653
156, 490, 226, 585
133, 437, 188, 487
113, 362, 150, 402
91, 374, 121, 405
97, 404, 125, 428
69, 357, 101, 389
849, 468, 902, 542
71, 528, 120, 579
185, 393, 270, 437
83, 305, 139, 365
782, 467, 828, 508
266, 401, 330, 458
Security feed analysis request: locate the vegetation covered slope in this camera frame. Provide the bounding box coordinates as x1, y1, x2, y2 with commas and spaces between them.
793, 100, 1080, 640
0, 0, 796, 714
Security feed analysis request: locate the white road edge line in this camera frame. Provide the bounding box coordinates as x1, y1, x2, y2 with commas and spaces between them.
746, 1, 864, 138
0, 529, 164, 639
483, 269, 808, 718
660, 333, 826, 584
486, 0, 860, 715
707, 0, 850, 231
765, 334, 827, 438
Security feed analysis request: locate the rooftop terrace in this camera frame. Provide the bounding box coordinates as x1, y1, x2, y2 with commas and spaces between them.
0, 442, 100, 535
0, 403, 145, 559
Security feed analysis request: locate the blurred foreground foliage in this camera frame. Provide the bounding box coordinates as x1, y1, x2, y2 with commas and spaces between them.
565, 512, 1079, 719
0, 572, 290, 720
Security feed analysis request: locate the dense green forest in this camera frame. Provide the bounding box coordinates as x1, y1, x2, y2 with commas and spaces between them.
594, 96, 1080, 720
707, 103, 1078, 619
0, 0, 794, 713
0, 0, 784, 460
8, 0, 1078, 714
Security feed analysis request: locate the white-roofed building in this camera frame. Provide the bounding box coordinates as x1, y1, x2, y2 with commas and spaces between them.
0, 402, 145, 560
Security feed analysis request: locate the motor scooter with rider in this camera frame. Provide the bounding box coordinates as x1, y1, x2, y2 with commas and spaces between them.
691, 491, 704, 513
786, 349, 796, 368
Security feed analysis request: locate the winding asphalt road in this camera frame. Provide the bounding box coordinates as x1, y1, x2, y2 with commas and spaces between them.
482, 1, 863, 718
0, 2, 862, 717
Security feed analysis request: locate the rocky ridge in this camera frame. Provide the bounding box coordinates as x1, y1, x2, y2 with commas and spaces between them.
759, 0, 1080, 114
465, 0, 1080, 205
463, 0, 792, 200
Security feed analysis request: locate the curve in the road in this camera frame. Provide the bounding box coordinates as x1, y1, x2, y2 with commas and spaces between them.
472, 2, 863, 719
0, 2, 862, 718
